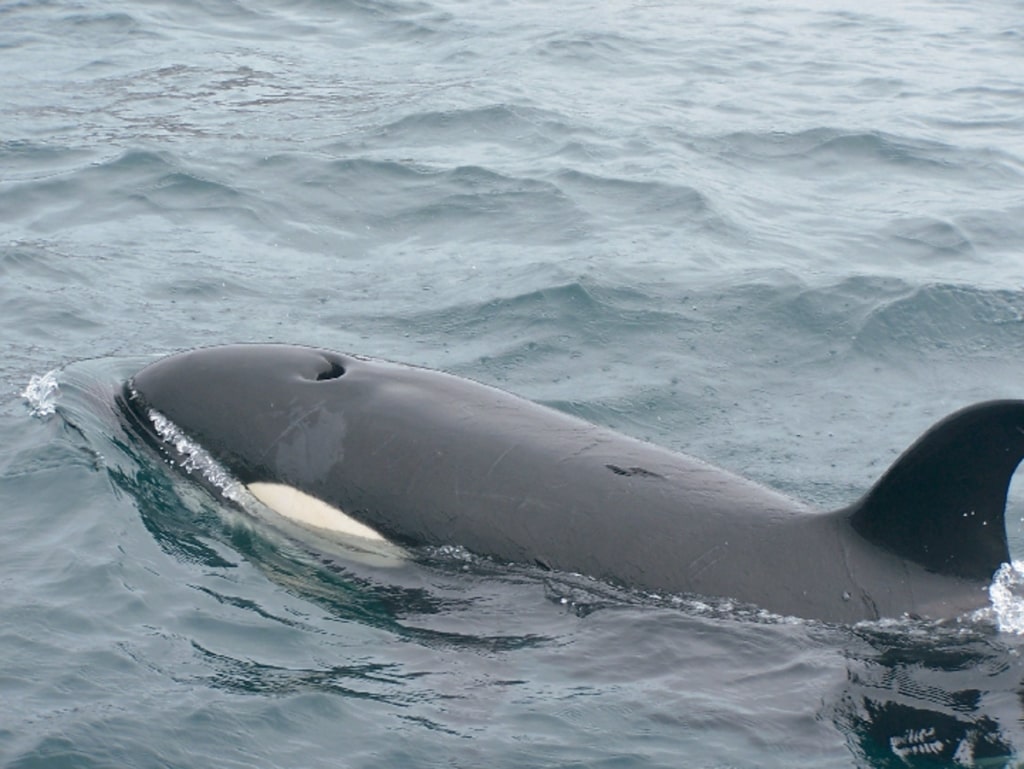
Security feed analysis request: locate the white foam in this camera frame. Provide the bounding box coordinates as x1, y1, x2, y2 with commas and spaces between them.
22, 370, 60, 417
987, 560, 1024, 633
146, 407, 246, 503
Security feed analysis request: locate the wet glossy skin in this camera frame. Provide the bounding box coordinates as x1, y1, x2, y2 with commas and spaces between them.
123, 344, 1024, 623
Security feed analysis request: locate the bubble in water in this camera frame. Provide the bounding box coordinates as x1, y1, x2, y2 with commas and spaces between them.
21, 370, 60, 417
987, 561, 1024, 633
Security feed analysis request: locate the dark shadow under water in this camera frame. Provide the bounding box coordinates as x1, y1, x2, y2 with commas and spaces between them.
832, 624, 1021, 767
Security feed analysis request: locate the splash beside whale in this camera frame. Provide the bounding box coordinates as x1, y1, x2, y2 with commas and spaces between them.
119, 344, 1024, 623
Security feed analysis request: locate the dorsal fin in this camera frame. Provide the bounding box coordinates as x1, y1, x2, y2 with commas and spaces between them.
849, 400, 1024, 580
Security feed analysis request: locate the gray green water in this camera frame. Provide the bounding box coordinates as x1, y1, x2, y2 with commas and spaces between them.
4, 0, 1024, 766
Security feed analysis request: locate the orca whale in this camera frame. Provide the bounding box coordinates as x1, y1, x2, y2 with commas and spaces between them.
120, 344, 1024, 623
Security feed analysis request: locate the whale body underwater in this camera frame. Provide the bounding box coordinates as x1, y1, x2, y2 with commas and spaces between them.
120, 344, 1024, 624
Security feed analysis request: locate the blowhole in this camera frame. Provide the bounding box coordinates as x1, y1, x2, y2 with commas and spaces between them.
316, 361, 346, 381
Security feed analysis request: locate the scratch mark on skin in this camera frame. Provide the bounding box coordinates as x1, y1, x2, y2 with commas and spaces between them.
484, 445, 517, 479
687, 543, 727, 582
558, 439, 601, 463
606, 464, 665, 479
257, 401, 327, 463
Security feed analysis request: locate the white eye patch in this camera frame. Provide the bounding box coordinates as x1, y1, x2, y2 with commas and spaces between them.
247, 482, 386, 541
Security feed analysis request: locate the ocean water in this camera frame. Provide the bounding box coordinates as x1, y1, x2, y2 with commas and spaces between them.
4, 0, 1024, 766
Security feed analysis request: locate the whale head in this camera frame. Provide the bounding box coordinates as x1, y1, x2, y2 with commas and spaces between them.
123, 344, 393, 542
